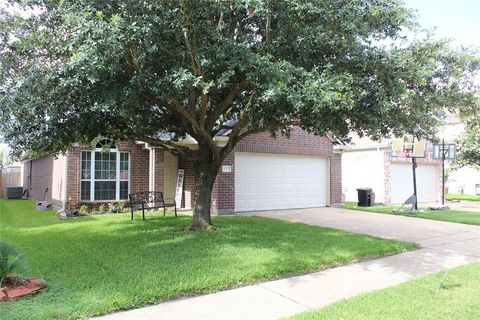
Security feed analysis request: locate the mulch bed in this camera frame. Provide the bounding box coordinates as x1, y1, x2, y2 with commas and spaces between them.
0, 277, 45, 301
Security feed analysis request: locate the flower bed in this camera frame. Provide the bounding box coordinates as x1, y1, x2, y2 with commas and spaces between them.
0, 277, 45, 301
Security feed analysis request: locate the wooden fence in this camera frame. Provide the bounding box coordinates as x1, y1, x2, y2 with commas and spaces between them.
0, 167, 22, 198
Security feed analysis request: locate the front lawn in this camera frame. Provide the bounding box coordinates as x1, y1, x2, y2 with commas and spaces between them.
343, 202, 480, 226
446, 193, 480, 201
0, 199, 415, 320
290, 262, 480, 320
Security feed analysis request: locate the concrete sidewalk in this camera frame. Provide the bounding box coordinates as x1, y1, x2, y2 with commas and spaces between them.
95, 208, 480, 320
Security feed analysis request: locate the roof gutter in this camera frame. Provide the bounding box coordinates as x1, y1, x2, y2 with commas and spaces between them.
334, 143, 391, 152
136, 136, 229, 150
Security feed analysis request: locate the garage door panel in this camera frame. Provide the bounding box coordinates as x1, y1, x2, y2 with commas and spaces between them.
235, 153, 327, 212
391, 163, 438, 204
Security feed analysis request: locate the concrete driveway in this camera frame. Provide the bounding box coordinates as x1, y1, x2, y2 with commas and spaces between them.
245, 207, 479, 251
95, 207, 480, 320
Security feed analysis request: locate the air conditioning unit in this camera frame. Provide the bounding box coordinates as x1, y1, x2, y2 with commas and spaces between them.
6, 187, 23, 199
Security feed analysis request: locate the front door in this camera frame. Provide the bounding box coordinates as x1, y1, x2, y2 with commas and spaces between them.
163, 151, 178, 200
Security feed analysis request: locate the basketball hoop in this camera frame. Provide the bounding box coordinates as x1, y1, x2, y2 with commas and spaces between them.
391, 135, 427, 212
403, 140, 414, 158
392, 136, 427, 158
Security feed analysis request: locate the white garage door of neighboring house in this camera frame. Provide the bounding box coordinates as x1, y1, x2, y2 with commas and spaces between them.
235, 153, 328, 212
390, 163, 438, 204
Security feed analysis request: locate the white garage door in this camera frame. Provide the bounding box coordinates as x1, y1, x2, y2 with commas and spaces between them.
235, 153, 328, 212
391, 163, 438, 204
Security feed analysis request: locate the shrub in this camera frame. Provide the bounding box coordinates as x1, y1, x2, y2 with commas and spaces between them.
0, 241, 29, 287
79, 205, 89, 216
108, 202, 125, 213
98, 203, 106, 214
116, 202, 125, 213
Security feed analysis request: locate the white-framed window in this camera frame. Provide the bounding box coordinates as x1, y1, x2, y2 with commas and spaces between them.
80, 139, 130, 201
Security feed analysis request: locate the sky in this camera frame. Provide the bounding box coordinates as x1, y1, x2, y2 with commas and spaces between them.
403, 0, 480, 49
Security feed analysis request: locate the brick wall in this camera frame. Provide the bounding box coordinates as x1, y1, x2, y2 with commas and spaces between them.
329, 153, 342, 205
384, 152, 392, 204
123, 141, 149, 194
212, 153, 235, 213
23, 155, 57, 207
236, 128, 334, 157
25, 156, 52, 204
66, 148, 81, 205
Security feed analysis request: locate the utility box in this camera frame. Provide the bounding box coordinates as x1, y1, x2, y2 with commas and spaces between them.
357, 188, 374, 207
6, 187, 23, 199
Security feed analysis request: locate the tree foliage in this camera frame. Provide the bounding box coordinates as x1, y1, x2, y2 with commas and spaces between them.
455, 101, 480, 168
1, 0, 478, 228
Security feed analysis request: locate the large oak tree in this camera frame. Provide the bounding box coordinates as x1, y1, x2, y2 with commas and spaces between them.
1, 0, 478, 229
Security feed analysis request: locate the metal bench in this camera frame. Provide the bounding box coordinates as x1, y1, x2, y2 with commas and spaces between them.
128, 191, 177, 220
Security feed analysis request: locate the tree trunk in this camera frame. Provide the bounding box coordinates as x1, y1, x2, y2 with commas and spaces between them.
191, 146, 221, 230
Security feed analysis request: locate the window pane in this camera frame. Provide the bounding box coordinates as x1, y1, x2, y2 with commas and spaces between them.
81, 181, 91, 201
81, 151, 91, 179
120, 152, 129, 180
82, 151, 91, 161
94, 181, 116, 200
110, 152, 117, 179
95, 139, 116, 149
120, 181, 129, 200
95, 152, 116, 180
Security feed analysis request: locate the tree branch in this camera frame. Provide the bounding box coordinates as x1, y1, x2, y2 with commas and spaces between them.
207, 81, 249, 130
140, 137, 197, 162
179, 0, 204, 77
141, 89, 220, 159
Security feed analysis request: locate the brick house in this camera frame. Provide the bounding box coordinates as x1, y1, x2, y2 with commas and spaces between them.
22, 127, 342, 213
338, 135, 442, 204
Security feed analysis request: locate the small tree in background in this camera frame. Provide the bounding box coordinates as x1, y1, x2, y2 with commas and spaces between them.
1, 1, 479, 229
455, 106, 480, 169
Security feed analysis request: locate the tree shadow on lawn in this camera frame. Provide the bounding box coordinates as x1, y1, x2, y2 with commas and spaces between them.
0, 199, 97, 228
0, 213, 415, 320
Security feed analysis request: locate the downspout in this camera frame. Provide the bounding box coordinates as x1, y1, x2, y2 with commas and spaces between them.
58, 154, 68, 213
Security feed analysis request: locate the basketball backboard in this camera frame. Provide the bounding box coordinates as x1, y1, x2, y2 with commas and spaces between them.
391, 136, 427, 158
433, 144, 456, 160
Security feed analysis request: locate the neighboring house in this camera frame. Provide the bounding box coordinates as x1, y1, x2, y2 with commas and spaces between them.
21, 127, 342, 213
441, 115, 480, 195
338, 135, 442, 204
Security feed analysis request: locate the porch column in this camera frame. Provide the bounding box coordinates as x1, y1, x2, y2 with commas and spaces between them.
149, 148, 156, 192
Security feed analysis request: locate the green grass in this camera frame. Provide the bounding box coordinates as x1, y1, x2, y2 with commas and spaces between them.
343, 202, 480, 226
290, 262, 480, 320
0, 200, 415, 320
446, 193, 480, 201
